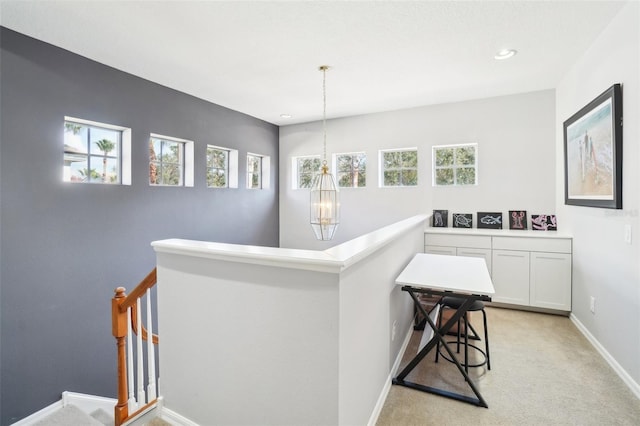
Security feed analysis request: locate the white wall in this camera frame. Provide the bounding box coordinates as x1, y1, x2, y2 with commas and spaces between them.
280, 90, 556, 249
154, 216, 426, 426
556, 1, 640, 389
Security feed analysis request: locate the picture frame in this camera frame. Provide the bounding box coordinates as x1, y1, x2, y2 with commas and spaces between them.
477, 212, 502, 229
452, 213, 473, 229
432, 210, 448, 227
508, 210, 527, 230
563, 84, 622, 209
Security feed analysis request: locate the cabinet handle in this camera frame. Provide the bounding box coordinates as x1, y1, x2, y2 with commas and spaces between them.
497, 253, 525, 258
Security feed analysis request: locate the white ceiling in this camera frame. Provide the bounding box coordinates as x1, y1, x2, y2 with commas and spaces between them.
0, 1, 625, 125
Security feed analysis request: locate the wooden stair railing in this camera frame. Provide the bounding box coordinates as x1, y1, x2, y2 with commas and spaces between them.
112, 268, 160, 426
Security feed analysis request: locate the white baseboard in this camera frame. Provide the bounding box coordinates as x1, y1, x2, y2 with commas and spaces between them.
367, 321, 415, 426
161, 406, 200, 426
570, 313, 640, 399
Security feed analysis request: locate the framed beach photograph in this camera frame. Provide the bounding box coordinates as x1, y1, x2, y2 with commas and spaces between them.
563, 84, 622, 209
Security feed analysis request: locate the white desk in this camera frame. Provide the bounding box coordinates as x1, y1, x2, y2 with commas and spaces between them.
393, 253, 495, 407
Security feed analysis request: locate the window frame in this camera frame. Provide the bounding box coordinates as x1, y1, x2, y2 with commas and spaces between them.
432, 143, 478, 187
63, 117, 131, 185
333, 151, 367, 188
206, 145, 239, 189
148, 134, 194, 187
292, 155, 322, 189
246, 153, 270, 190
378, 147, 419, 187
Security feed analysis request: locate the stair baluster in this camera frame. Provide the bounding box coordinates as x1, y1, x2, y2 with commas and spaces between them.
126, 307, 136, 412
136, 300, 145, 405
112, 268, 159, 426
146, 294, 157, 401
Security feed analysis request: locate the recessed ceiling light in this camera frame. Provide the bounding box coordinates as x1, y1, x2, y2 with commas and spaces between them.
494, 49, 517, 60
280, 113, 292, 119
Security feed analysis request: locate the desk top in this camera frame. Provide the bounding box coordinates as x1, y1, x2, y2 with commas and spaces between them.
396, 253, 495, 296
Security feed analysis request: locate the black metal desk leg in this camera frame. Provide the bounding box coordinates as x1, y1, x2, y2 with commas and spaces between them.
392, 287, 489, 408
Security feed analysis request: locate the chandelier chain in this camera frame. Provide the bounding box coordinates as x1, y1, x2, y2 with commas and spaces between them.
322, 66, 327, 166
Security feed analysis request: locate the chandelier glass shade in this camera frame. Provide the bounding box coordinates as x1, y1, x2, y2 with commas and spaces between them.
310, 65, 340, 241
310, 163, 340, 240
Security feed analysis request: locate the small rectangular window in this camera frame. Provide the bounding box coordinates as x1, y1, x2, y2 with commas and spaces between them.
247, 154, 263, 189
149, 136, 187, 186
335, 152, 366, 188
380, 148, 418, 187
293, 156, 321, 189
433, 143, 477, 186
149, 134, 194, 187
207, 146, 230, 188
64, 118, 125, 184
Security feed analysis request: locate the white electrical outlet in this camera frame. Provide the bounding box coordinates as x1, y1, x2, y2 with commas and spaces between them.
590, 296, 596, 314
624, 224, 632, 245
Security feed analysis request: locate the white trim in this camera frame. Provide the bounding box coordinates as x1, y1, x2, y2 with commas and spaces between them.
184, 141, 194, 187
121, 128, 132, 185
161, 405, 200, 426
570, 313, 640, 399
262, 155, 271, 189
65, 116, 127, 131
153, 215, 427, 273
228, 149, 239, 188
367, 319, 415, 426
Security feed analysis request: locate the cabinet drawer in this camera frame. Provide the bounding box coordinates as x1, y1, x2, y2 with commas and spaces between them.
425, 234, 491, 249
424, 245, 457, 256
492, 236, 571, 253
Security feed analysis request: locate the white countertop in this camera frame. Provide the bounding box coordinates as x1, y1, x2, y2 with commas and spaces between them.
424, 227, 571, 239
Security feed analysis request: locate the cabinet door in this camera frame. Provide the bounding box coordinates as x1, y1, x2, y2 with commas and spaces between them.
424, 245, 456, 256
492, 250, 530, 306
530, 252, 572, 311
456, 248, 492, 275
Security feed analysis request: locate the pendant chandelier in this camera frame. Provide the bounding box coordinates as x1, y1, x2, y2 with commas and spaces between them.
310, 65, 340, 241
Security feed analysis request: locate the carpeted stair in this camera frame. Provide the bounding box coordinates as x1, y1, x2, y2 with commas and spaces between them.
31, 404, 172, 426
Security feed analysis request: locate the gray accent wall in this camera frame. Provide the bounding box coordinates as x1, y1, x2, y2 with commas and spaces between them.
0, 27, 279, 425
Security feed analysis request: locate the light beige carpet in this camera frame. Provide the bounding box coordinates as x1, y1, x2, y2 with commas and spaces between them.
377, 307, 640, 425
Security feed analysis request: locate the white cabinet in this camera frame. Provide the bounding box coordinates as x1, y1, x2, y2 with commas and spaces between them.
492, 249, 530, 305
425, 230, 572, 312
530, 252, 572, 310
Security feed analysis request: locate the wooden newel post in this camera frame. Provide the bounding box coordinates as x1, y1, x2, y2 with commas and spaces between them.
112, 287, 128, 426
